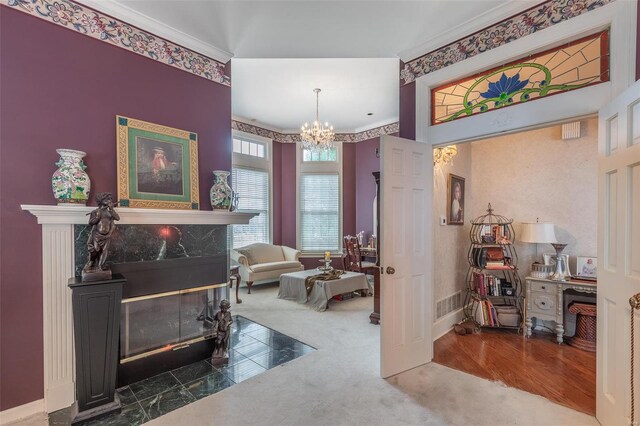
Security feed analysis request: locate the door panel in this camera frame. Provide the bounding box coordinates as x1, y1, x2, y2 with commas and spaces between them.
380, 135, 432, 378
597, 79, 640, 425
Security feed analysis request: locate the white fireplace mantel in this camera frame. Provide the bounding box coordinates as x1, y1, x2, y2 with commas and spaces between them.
21, 204, 256, 413
22, 204, 257, 225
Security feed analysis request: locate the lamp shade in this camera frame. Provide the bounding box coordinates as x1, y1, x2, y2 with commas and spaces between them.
520, 222, 557, 243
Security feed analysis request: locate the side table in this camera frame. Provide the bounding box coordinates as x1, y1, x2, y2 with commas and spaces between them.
525, 276, 597, 343
229, 263, 241, 304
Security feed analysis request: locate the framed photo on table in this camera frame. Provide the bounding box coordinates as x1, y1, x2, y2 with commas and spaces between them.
576, 256, 597, 278
116, 116, 199, 209
447, 174, 465, 225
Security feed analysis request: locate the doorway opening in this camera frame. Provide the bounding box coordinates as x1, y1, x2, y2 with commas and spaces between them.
430, 118, 598, 415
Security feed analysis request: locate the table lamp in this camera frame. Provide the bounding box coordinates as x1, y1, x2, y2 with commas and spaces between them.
520, 221, 557, 278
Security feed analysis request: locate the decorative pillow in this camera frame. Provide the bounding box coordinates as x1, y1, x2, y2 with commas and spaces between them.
235, 249, 256, 266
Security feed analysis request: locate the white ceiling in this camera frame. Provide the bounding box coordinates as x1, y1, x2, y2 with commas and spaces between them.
232, 58, 399, 132
90, 0, 537, 132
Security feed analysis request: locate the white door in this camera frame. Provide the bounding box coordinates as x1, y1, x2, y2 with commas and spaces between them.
597, 79, 640, 425
380, 134, 433, 378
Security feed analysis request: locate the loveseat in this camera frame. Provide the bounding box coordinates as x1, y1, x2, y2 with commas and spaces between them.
231, 243, 303, 294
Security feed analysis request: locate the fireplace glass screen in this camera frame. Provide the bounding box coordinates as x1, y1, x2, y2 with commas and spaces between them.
120, 285, 221, 362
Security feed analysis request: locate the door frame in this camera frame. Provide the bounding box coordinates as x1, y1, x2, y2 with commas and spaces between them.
411, 0, 636, 350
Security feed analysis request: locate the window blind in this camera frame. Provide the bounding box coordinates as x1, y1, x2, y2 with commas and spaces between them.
300, 173, 340, 251
232, 167, 270, 248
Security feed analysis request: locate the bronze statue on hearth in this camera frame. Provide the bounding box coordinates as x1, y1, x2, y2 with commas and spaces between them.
210, 299, 233, 364
82, 192, 120, 282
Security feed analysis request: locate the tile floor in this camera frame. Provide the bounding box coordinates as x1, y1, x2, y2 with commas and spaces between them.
49, 315, 315, 425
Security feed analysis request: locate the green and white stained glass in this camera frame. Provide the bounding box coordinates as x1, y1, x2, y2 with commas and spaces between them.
431, 30, 609, 125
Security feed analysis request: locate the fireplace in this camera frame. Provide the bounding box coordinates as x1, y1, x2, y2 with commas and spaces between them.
22, 205, 256, 413
73, 223, 229, 386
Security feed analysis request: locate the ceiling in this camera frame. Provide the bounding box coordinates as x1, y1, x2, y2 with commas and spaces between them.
232, 58, 399, 132
95, 0, 536, 132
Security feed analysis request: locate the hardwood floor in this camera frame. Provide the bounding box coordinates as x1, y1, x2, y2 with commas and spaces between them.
433, 329, 596, 416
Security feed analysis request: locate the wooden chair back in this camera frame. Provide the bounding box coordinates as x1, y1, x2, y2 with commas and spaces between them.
343, 236, 364, 273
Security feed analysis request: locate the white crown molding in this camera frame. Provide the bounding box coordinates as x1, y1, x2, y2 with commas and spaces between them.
80, 0, 233, 63
398, 0, 539, 62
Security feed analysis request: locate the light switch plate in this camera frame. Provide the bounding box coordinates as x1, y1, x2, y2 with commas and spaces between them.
440, 216, 446, 226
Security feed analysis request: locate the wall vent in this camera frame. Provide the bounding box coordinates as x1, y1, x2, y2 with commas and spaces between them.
562, 121, 581, 140
436, 291, 462, 320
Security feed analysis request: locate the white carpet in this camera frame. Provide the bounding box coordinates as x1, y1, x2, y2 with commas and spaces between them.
149, 282, 597, 426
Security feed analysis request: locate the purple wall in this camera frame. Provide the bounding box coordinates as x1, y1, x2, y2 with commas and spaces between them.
399, 83, 416, 140
355, 138, 381, 238
342, 143, 357, 237
0, 7, 231, 410
271, 142, 283, 245
280, 144, 297, 248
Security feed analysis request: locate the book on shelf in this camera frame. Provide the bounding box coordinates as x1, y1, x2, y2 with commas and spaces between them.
475, 299, 516, 327
473, 272, 511, 297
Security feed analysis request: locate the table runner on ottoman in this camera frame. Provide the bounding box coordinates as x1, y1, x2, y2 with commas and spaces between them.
278, 269, 370, 311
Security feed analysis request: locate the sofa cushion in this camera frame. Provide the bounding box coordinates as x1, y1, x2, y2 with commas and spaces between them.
245, 243, 285, 264
250, 261, 301, 274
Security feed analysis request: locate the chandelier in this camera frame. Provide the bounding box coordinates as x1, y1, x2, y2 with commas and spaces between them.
433, 145, 458, 166
300, 88, 335, 152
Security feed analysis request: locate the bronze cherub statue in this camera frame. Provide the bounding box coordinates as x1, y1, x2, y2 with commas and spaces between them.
82, 192, 120, 282
210, 299, 233, 364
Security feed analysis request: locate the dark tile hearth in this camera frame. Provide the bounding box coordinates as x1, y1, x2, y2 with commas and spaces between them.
128, 372, 180, 401
49, 316, 314, 425
139, 386, 196, 420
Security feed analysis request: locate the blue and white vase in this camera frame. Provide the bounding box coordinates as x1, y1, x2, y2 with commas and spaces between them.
51, 149, 91, 205
210, 170, 232, 210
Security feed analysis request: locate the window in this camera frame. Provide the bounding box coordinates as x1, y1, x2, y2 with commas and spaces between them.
232, 132, 271, 248
297, 143, 342, 253
299, 174, 340, 251
233, 137, 266, 158
231, 167, 270, 248
431, 30, 609, 125
303, 147, 337, 162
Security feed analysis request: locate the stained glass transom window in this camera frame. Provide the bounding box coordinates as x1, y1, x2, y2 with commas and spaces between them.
431, 30, 609, 125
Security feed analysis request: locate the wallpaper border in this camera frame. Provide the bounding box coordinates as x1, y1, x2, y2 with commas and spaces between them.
2, 0, 230, 87
401, 0, 614, 85
232, 121, 399, 144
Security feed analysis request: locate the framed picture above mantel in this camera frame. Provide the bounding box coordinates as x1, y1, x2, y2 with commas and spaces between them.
116, 116, 200, 210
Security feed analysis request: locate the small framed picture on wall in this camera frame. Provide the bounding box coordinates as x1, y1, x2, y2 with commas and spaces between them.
447, 174, 465, 225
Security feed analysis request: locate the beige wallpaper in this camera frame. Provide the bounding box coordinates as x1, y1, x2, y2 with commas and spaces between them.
433, 143, 472, 303
433, 118, 598, 306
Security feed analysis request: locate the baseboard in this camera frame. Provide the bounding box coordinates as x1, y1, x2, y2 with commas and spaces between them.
0, 399, 45, 425
432, 308, 465, 341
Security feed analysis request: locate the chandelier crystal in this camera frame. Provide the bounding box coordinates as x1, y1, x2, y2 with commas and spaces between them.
300, 88, 335, 152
